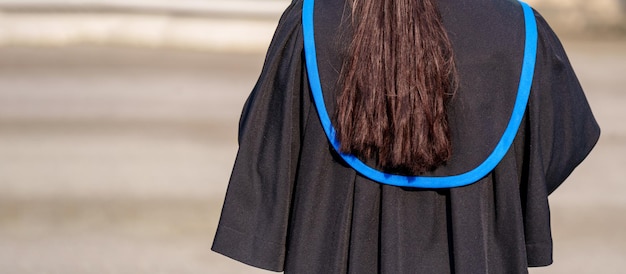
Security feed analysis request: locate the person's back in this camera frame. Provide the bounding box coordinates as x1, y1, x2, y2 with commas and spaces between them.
212, 0, 600, 273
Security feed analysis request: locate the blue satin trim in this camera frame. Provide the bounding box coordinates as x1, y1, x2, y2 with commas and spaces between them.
302, 0, 538, 188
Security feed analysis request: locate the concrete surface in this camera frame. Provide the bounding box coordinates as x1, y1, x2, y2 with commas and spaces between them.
0, 0, 288, 16
0, 0, 288, 52
0, 39, 624, 273
0, 12, 282, 53
524, 0, 626, 35
0, 46, 265, 273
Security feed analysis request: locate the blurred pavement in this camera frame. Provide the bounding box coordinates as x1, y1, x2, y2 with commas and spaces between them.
0, 0, 289, 52
0, 46, 269, 273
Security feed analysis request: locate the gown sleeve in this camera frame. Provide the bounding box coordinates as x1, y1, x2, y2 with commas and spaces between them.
211, 1, 305, 272
528, 11, 601, 195
522, 10, 601, 267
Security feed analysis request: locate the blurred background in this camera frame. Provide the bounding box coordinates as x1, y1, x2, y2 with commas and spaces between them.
0, 0, 624, 273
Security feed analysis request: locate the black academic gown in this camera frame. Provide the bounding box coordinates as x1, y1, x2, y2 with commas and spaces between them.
211, 0, 601, 273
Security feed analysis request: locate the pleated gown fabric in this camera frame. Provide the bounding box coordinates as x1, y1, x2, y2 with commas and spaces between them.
211, 0, 601, 273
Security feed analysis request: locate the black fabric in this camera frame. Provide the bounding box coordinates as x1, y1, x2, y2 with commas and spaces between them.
211, 0, 600, 273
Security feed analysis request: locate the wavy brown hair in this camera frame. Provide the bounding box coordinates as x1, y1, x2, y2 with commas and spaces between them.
334, 0, 458, 174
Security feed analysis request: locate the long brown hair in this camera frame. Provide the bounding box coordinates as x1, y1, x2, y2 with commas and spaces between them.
335, 0, 457, 174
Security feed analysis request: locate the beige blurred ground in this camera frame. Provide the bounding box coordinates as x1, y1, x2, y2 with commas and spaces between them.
0, 46, 268, 274
0, 1, 625, 273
